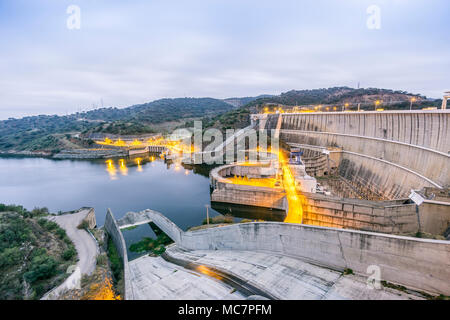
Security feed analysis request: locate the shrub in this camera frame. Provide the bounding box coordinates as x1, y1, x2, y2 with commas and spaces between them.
24, 252, 58, 283
96, 254, 108, 267
77, 220, 89, 230
30, 207, 49, 217
202, 214, 234, 225
55, 228, 66, 239
43, 221, 58, 231
107, 238, 123, 282
62, 247, 76, 261
0, 247, 23, 268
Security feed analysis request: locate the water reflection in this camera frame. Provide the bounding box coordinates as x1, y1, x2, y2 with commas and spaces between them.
211, 202, 286, 222
105, 159, 117, 180
104, 153, 199, 180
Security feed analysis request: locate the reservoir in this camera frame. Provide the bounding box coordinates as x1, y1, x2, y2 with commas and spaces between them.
0, 155, 284, 259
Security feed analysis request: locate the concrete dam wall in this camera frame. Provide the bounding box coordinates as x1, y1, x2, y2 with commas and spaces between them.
260, 111, 450, 199
125, 209, 449, 296
209, 162, 435, 234
180, 222, 450, 296
104, 209, 134, 300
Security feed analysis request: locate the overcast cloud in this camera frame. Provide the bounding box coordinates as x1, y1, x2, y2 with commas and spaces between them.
0, 0, 449, 119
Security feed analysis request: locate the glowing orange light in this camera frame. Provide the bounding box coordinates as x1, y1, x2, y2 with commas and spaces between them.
119, 159, 128, 175
105, 159, 117, 180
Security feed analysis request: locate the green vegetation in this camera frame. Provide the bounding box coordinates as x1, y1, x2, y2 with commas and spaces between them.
129, 223, 173, 255
106, 237, 123, 286
0, 204, 77, 300
244, 87, 433, 108
1, 88, 440, 153
77, 219, 90, 230
90, 121, 156, 135
343, 268, 354, 275
0, 98, 235, 152
122, 225, 138, 231
202, 214, 234, 225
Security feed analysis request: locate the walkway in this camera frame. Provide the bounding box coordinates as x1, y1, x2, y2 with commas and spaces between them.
42, 209, 98, 300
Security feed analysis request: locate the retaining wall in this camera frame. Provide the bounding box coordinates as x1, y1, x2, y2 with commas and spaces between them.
281, 130, 449, 188
116, 209, 450, 295
104, 209, 134, 300
279, 111, 450, 153
179, 222, 450, 296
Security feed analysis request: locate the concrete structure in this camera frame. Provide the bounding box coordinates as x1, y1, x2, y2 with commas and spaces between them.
442, 91, 450, 110
111, 209, 450, 297
210, 163, 287, 210
128, 254, 244, 300
253, 111, 450, 199
104, 209, 134, 300
53, 148, 127, 159
128, 146, 149, 156
210, 160, 450, 235
165, 247, 421, 300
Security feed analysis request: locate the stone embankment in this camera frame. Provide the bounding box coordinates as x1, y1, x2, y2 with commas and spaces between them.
53, 148, 127, 159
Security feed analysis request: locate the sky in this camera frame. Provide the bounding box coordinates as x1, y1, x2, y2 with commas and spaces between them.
0, 0, 449, 119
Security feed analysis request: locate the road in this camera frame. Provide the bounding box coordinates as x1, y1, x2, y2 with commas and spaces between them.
49, 209, 98, 275
42, 209, 98, 299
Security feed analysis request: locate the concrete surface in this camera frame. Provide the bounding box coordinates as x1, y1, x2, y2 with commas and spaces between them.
165, 247, 422, 300
42, 208, 98, 300
116, 209, 450, 296
49, 209, 98, 275
128, 255, 245, 300
104, 208, 134, 299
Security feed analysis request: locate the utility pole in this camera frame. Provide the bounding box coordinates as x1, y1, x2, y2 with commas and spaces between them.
205, 204, 210, 226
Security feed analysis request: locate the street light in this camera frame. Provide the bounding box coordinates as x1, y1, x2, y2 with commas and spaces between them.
344, 103, 349, 111
205, 204, 210, 226
374, 100, 381, 110
410, 97, 416, 111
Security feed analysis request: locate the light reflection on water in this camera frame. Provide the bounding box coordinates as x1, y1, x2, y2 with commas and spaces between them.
0, 154, 283, 260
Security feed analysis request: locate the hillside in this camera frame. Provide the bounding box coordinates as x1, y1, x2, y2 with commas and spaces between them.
0, 205, 77, 300
0, 98, 236, 152
223, 95, 273, 108
204, 87, 441, 131
246, 87, 433, 107
0, 88, 441, 153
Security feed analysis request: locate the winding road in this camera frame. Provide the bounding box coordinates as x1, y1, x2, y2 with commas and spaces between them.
42, 209, 98, 299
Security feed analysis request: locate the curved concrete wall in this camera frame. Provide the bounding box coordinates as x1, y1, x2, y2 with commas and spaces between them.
117, 209, 183, 244
338, 152, 437, 199
179, 222, 450, 296
118, 209, 450, 295
104, 209, 134, 300
281, 130, 449, 188
280, 111, 450, 153
259, 111, 450, 198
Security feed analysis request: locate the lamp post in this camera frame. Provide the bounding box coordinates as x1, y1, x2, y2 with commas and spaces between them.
410, 97, 416, 111
205, 204, 210, 226
374, 100, 381, 111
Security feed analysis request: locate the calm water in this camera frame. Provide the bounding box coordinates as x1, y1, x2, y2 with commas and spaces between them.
0, 155, 284, 259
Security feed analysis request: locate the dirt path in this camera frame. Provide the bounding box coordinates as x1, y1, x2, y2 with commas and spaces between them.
42, 209, 98, 299
49, 209, 98, 275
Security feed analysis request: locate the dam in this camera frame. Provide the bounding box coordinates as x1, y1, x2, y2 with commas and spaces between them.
256, 110, 449, 197
102, 109, 449, 300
